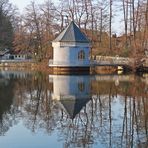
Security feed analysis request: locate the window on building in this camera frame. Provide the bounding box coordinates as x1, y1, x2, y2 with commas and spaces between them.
78, 82, 85, 92
78, 50, 85, 60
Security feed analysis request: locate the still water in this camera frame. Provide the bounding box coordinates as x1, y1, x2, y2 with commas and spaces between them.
0, 70, 147, 148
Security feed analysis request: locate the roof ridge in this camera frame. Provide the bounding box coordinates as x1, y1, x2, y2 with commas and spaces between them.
73, 22, 77, 41
60, 22, 73, 41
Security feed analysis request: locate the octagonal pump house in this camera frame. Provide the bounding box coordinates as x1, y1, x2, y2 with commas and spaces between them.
49, 21, 90, 73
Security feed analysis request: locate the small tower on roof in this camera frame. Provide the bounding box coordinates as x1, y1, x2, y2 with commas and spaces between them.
49, 21, 90, 73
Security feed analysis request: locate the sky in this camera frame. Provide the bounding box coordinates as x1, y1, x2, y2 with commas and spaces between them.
9, 0, 123, 35
9, 0, 43, 11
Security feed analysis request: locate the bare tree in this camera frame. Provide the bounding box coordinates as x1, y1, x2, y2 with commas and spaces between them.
109, 0, 113, 50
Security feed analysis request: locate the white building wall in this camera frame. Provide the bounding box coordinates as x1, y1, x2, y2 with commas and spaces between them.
13, 55, 26, 60
1, 54, 10, 60
0, 54, 26, 60
51, 42, 90, 67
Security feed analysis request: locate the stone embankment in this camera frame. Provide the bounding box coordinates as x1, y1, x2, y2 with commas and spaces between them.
0, 60, 51, 73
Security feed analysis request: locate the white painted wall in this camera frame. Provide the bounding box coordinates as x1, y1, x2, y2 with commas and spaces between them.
13, 55, 26, 60
0, 54, 10, 60
51, 42, 90, 67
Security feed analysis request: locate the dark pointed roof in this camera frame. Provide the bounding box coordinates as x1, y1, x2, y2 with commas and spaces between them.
53, 21, 89, 43
60, 97, 90, 119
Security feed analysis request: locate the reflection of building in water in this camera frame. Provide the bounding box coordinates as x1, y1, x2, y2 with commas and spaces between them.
0, 70, 31, 79
49, 75, 91, 119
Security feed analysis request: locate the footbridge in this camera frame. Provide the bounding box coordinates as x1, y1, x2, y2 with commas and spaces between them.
91, 56, 148, 70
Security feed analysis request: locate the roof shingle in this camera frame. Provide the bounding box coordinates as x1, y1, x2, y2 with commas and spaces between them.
53, 21, 89, 43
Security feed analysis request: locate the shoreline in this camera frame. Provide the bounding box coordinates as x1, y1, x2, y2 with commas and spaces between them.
0, 60, 147, 74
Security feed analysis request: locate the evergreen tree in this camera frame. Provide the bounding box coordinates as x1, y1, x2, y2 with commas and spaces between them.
0, 0, 14, 49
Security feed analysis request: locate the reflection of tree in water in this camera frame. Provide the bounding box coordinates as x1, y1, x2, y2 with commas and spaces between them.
120, 76, 148, 147
13, 74, 148, 147
55, 78, 148, 148
19, 73, 56, 133
0, 77, 20, 135
0, 72, 147, 147
23, 77, 147, 148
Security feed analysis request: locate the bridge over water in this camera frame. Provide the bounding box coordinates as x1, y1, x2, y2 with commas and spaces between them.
91, 56, 148, 71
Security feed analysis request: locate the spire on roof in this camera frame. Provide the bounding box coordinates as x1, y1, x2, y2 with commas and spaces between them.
53, 21, 89, 43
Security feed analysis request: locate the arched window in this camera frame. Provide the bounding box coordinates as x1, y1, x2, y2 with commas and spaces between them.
78, 50, 85, 60
78, 82, 85, 92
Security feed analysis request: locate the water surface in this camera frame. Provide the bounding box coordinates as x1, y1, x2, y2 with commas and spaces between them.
0, 70, 147, 148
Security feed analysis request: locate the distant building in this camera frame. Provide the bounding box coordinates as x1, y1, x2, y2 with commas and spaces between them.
11, 54, 27, 60
49, 21, 90, 73
0, 49, 9, 59
0, 49, 27, 60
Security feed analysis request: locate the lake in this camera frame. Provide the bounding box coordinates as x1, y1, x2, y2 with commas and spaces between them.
0, 70, 147, 148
